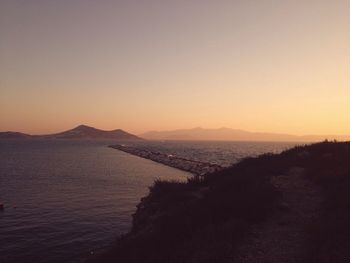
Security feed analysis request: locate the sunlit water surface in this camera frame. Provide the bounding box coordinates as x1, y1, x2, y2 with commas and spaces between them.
0, 140, 298, 263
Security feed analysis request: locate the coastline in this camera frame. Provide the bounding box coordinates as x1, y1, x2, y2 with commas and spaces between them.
90, 141, 350, 263
109, 144, 224, 176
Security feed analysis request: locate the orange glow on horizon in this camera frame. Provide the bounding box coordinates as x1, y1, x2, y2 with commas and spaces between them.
1, 1, 349, 136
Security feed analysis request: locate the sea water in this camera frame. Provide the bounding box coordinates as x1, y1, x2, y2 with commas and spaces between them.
0, 139, 297, 262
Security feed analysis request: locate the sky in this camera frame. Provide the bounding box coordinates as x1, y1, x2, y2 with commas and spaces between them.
1, 0, 350, 135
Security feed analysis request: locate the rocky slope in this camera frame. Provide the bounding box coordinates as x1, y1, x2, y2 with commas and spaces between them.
88, 141, 350, 263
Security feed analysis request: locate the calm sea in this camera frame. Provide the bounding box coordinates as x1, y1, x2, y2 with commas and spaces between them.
0, 139, 297, 263
125, 140, 298, 166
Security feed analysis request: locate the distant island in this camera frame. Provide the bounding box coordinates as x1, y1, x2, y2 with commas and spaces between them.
3, 125, 350, 142
0, 125, 142, 140
141, 127, 350, 142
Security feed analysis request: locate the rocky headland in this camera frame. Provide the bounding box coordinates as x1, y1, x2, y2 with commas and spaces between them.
89, 141, 350, 263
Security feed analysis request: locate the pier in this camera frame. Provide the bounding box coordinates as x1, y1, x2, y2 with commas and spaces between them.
110, 144, 224, 176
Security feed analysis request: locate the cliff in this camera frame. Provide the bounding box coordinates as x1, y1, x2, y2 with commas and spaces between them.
89, 141, 350, 263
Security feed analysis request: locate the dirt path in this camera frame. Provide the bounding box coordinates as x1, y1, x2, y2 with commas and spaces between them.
234, 167, 323, 263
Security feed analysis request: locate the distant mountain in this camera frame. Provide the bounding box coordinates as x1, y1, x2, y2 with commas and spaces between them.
0, 125, 142, 140
45, 125, 142, 140
140, 127, 350, 142
0, 131, 32, 139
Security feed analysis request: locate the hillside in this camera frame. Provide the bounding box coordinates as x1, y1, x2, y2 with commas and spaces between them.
0, 125, 142, 140
141, 127, 350, 142
0, 132, 32, 139
46, 125, 142, 140
89, 141, 350, 263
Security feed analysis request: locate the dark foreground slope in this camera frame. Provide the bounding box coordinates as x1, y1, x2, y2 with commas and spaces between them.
89, 141, 350, 263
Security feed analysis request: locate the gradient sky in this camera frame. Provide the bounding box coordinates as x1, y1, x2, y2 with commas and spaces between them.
1, 0, 350, 135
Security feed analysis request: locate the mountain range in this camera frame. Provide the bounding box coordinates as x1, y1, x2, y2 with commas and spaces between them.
2, 125, 349, 142
0, 125, 142, 140
140, 127, 350, 142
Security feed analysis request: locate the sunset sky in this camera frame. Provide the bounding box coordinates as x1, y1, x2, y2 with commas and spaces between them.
1, 1, 350, 135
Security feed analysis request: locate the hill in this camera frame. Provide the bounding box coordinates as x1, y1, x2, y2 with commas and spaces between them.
88, 141, 350, 263
0, 125, 142, 140
46, 125, 142, 140
140, 127, 350, 142
0, 131, 32, 139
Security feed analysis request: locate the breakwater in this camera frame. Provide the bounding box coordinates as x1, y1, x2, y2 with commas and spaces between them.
109, 144, 224, 176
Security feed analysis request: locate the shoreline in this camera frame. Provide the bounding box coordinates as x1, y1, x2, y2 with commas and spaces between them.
109, 144, 224, 176
91, 141, 350, 263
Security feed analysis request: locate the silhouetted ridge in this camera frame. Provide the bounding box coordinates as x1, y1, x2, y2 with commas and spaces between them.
0, 125, 142, 140
140, 127, 350, 142
48, 125, 142, 140
0, 131, 31, 139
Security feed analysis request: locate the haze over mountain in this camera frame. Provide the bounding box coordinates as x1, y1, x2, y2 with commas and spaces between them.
3, 126, 350, 142
0, 125, 142, 140
0, 132, 32, 139
140, 127, 350, 142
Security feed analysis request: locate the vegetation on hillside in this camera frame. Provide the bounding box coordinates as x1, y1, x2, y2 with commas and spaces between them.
90, 141, 350, 263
